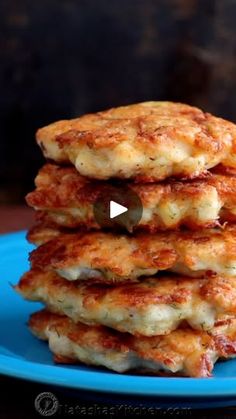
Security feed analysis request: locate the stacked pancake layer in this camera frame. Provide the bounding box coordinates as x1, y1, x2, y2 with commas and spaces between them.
16, 101, 236, 377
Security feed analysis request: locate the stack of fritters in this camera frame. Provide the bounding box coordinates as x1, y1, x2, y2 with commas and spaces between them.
16, 101, 236, 377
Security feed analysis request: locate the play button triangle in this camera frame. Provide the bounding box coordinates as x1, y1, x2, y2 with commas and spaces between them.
109, 201, 128, 219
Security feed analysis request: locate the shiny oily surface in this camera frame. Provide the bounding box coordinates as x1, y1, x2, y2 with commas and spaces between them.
36, 101, 236, 182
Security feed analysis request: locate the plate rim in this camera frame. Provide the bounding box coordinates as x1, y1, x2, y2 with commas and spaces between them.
1, 352, 236, 397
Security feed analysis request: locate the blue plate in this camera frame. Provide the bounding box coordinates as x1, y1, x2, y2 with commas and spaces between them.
1, 231, 236, 400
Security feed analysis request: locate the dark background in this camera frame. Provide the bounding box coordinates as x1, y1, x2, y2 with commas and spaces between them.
1, 0, 236, 204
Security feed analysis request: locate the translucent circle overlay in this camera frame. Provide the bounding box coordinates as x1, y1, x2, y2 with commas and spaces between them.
93, 184, 143, 232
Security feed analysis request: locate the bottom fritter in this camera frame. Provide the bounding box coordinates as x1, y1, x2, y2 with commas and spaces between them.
29, 309, 236, 378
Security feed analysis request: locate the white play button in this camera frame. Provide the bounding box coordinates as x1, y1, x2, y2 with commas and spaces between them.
93, 185, 143, 231
109, 200, 128, 219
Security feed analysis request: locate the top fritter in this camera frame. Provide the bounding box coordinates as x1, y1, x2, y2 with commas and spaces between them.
36, 101, 236, 182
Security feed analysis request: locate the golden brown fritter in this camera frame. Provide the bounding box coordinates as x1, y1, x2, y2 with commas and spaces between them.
29, 309, 236, 378
26, 164, 236, 232
16, 269, 236, 336
29, 226, 236, 282
36, 101, 236, 182
27, 219, 68, 246
27, 221, 55, 246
